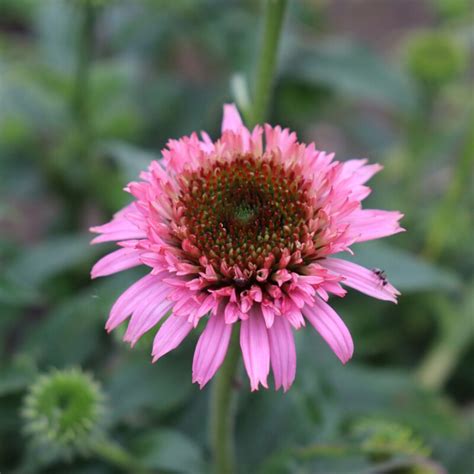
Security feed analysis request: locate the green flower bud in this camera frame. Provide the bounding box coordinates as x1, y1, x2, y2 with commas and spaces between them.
405, 31, 466, 90
22, 368, 105, 461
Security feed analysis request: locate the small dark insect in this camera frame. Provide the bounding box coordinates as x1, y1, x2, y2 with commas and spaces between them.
372, 267, 388, 287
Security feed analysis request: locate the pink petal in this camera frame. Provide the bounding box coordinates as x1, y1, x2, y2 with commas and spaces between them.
152, 314, 193, 362
224, 302, 240, 324
302, 298, 354, 364
221, 103, 243, 133
90, 228, 145, 244
282, 298, 305, 329
319, 258, 400, 303
91, 248, 142, 279
123, 282, 173, 345
345, 209, 405, 242
261, 304, 275, 328
340, 159, 382, 185
268, 316, 296, 391
90, 204, 145, 244
285, 308, 305, 329
195, 293, 217, 320
125, 299, 173, 346
240, 307, 270, 391
192, 314, 233, 388
264, 125, 297, 156
106, 274, 161, 332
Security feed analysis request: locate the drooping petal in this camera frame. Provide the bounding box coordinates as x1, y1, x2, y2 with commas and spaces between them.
261, 304, 276, 328
106, 274, 161, 332
125, 299, 173, 346
221, 103, 244, 133
320, 258, 399, 303
192, 314, 233, 388
224, 302, 240, 324
90, 228, 146, 244
340, 159, 382, 186
240, 307, 270, 391
91, 248, 142, 278
268, 316, 296, 391
90, 203, 146, 244
345, 209, 405, 242
152, 314, 193, 362
123, 281, 173, 345
302, 298, 354, 364
282, 298, 305, 329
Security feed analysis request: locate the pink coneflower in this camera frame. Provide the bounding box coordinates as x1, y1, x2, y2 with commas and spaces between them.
90, 104, 403, 391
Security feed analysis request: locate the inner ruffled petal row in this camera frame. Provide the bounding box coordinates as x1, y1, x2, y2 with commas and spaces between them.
172, 153, 324, 286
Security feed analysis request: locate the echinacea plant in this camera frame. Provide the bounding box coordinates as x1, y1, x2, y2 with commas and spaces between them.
89, 2, 403, 472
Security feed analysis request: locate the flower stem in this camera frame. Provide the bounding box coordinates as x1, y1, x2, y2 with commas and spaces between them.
94, 437, 150, 474
423, 110, 474, 259
416, 287, 474, 390
209, 326, 241, 474
209, 3, 288, 472
73, 0, 95, 137
249, 0, 288, 127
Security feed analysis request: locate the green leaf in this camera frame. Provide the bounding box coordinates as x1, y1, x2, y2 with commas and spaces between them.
346, 241, 461, 292
6, 234, 98, 289
297, 331, 461, 437
19, 273, 135, 366
132, 429, 207, 474
33, 0, 77, 73
0, 60, 70, 135
283, 39, 418, 113
106, 350, 195, 424
236, 385, 315, 472
0, 356, 37, 396
0, 275, 41, 306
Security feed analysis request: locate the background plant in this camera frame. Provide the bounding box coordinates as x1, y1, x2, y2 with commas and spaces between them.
0, 0, 472, 473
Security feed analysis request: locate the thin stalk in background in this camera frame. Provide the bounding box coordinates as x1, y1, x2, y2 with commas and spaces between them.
423, 111, 474, 259
73, 0, 95, 140
416, 285, 474, 390
415, 113, 473, 390
249, 0, 288, 127
94, 438, 152, 474
44, 0, 98, 229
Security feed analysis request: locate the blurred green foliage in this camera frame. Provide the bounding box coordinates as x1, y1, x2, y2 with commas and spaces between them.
0, 0, 472, 473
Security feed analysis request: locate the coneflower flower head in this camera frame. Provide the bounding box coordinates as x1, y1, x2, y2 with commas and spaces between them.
91, 104, 404, 391
22, 369, 105, 460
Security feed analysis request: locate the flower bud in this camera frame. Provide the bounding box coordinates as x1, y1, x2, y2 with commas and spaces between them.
406, 32, 466, 90
22, 368, 105, 460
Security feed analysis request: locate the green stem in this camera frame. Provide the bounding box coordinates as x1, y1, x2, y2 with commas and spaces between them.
73, 0, 95, 137
250, 0, 288, 127
423, 111, 474, 259
416, 287, 474, 390
94, 438, 151, 474
45, 0, 96, 230
209, 326, 241, 474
